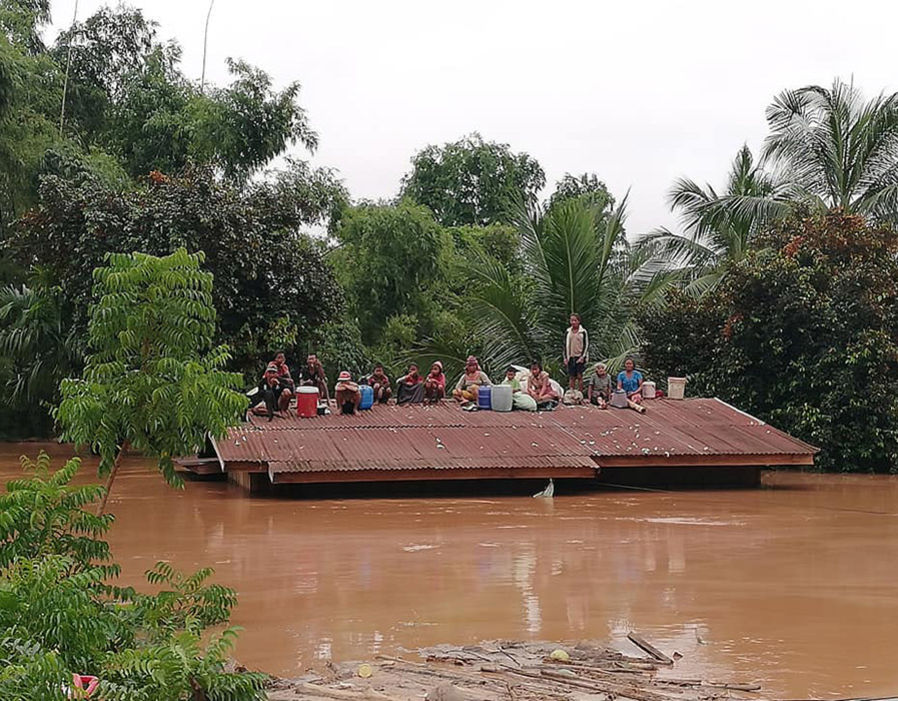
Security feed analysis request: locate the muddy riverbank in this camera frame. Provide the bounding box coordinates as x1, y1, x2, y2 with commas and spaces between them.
2, 442, 897, 698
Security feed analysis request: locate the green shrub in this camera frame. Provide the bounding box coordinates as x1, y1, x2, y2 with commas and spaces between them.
0, 453, 267, 700
640, 212, 898, 472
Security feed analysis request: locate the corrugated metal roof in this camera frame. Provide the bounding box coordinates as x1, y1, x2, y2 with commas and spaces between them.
216, 398, 817, 473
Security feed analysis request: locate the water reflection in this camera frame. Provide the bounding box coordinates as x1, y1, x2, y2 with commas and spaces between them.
2, 443, 898, 698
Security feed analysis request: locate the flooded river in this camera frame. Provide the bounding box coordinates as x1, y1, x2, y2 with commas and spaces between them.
3, 443, 897, 698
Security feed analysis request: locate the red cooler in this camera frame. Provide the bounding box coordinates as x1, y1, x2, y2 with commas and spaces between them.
297, 387, 319, 418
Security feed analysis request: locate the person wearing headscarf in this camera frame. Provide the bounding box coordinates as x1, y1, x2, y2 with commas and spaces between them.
396, 363, 425, 405
452, 355, 492, 404
367, 363, 392, 403
334, 371, 361, 415
423, 361, 446, 404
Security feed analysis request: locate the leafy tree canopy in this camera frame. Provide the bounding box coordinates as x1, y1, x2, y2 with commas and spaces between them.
401, 132, 545, 226
8, 165, 345, 378
640, 211, 898, 472
330, 200, 452, 347
54, 6, 317, 180
548, 172, 614, 214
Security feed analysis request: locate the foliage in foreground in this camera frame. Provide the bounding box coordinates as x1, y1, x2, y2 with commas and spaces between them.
0, 452, 267, 700
640, 212, 898, 472
56, 249, 247, 513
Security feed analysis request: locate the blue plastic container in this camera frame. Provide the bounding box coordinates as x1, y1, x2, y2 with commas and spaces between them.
359, 384, 374, 410
477, 385, 492, 410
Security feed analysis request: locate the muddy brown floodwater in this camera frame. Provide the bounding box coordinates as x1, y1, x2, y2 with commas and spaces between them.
2, 443, 898, 699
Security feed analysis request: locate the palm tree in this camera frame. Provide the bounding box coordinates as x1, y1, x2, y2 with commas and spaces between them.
425, 196, 671, 377
0, 271, 83, 410
641, 80, 898, 295
688, 80, 898, 231
763, 79, 898, 221
637, 145, 793, 294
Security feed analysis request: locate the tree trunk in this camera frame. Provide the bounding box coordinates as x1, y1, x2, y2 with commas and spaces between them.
96, 440, 129, 516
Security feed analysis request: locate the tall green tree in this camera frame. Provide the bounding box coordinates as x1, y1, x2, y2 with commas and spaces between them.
763, 79, 898, 221
330, 200, 452, 348
9, 165, 345, 378
547, 172, 614, 214
55, 249, 247, 514
637, 145, 792, 293
55, 6, 318, 181
401, 133, 545, 226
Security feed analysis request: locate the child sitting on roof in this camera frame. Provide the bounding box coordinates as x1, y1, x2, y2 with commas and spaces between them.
423, 361, 446, 404
367, 363, 392, 403
502, 366, 537, 411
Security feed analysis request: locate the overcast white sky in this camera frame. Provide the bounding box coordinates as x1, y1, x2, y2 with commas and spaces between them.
49, 0, 898, 235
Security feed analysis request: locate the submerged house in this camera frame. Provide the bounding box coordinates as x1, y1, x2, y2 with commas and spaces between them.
185, 398, 817, 493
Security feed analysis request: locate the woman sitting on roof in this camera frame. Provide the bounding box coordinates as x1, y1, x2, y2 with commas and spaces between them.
396, 364, 425, 405
586, 362, 612, 408
452, 356, 491, 405
617, 356, 644, 404
526, 360, 558, 410
423, 361, 446, 404
367, 363, 392, 403
502, 366, 537, 411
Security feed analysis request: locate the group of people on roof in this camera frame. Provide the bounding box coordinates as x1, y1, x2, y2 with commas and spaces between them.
248, 314, 646, 419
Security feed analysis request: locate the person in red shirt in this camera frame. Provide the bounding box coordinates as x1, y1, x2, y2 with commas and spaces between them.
423, 361, 446, 404
367, 363, 392, 403
272, 352, 294, 390
396, 364, 425, 405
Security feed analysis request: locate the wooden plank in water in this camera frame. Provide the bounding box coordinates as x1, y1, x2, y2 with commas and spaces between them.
627, 632, 673, 665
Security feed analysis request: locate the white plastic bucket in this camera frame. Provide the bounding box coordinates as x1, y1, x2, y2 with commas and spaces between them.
642, 381, 656, 399
491, 384, 513, 412
610, 389, 629, 408
667, 377, 686, 400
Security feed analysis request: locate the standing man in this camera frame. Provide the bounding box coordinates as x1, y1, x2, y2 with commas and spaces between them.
298, 353, 330, 404
563, 313, 589, 393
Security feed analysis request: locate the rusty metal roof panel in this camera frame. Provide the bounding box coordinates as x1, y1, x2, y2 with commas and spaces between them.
268, 455, 596, 474
217, 398, 817, 472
